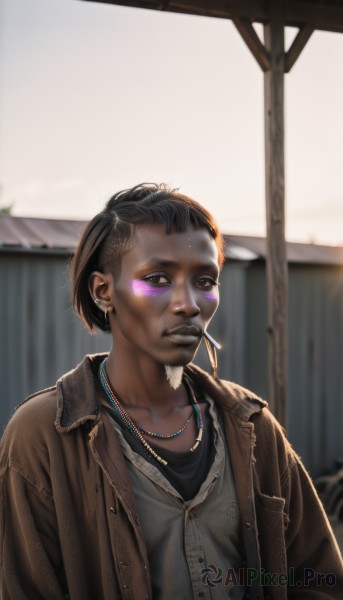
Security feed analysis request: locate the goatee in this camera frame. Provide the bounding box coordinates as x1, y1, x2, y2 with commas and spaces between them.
164, 365, 184, 390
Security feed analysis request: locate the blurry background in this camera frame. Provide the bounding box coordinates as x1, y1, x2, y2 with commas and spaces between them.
1, 0, 343, 243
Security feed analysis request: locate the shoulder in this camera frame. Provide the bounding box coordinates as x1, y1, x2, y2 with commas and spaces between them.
218, 378, 293, 453
214, 379, 298, 486
218, 378, 267, 414
0, 386, 59, 478
187, 365, 294, 460
5, 386, 58, 437
186, 363, 267, 418
218, 378, 291, 452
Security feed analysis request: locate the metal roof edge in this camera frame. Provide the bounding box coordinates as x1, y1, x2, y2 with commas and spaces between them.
224, 234, 343, 266
1, 217, 343, 266
0, 246, 74, 257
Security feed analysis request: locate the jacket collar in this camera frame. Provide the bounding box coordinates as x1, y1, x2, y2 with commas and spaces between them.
55, 353, 267, 433
186, 363, 267, 421
55, 353, 108, 433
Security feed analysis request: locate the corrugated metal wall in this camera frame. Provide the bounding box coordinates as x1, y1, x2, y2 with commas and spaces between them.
0, 252, 111, 432
1, 251, 343, 475
288, 265, 343, 475
241, 262, 343, 476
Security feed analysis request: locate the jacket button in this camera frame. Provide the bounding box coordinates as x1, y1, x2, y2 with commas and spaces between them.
245, 522, 251, 529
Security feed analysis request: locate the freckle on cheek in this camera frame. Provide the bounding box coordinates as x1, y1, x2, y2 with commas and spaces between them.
131, 280, 166, 297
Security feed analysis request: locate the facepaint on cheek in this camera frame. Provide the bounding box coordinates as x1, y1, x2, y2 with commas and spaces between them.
131, 279, 167, 297
200, 290, 219, 302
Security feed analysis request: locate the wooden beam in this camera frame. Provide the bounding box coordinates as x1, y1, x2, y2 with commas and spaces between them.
263, 2, 288, 427
285, 1, 343, 34
285, 24, 314, 73
81, 0, 269, 21
233, 17, 270, 72
81, 0, 343, 34
168, 0, 267, 20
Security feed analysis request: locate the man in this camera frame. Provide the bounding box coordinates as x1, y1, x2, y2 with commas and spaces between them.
1, 183, 342, 599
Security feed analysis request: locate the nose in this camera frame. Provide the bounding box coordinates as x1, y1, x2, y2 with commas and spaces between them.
171, 282, 200, 317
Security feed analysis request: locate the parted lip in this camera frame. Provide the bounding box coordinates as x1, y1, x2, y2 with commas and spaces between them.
165, 325, 202, 337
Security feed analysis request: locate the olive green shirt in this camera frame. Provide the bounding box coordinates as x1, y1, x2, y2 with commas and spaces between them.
108, 397, 246, 599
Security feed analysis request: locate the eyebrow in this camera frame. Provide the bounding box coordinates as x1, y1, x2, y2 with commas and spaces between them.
140, 259, 219, 273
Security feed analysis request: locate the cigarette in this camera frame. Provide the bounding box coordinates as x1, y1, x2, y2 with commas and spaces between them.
203, 330, 222, 350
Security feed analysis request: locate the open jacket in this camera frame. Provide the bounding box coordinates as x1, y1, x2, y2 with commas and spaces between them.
1, 353, 342, 600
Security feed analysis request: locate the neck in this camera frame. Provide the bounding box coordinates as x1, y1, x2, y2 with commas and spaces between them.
105, 349, 188, 410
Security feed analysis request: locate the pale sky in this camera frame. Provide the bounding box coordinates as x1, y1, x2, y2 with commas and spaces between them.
1, 0, 343, 244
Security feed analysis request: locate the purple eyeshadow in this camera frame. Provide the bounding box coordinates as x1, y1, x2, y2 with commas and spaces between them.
201, 290, 219, 301
131, 280, 167, 297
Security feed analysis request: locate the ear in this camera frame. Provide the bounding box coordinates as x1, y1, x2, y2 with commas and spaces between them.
88, 271, 114, 313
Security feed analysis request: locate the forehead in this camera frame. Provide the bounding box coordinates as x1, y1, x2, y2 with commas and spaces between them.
123, 224, 219, 269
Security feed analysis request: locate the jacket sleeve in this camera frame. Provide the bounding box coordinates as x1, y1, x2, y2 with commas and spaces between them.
283, 447, 343, 598
0, 453, 67, 599
251, 405, 343, 599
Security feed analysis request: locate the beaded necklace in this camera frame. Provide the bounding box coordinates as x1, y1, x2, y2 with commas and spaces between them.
98, 359, 203, 467
138, 412, 193, 439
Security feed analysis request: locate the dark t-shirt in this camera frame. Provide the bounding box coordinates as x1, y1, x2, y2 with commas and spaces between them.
103, 387, 215, 501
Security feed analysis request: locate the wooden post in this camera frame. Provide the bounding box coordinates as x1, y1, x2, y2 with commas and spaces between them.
263, 2, 288, 427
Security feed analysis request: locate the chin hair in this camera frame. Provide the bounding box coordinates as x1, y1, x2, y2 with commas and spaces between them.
164, 365, 184, 390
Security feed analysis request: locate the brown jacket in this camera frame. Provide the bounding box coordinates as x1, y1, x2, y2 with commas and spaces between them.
1, 354, 342, 599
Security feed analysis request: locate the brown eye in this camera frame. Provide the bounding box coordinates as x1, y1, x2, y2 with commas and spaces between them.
196, 278, 218, 289
144, 274, 170, 285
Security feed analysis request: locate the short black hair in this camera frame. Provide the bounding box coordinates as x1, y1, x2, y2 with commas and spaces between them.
70, 183, 225, 332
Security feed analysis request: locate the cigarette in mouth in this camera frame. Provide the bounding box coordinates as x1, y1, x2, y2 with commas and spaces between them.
203, 330, 222, 350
